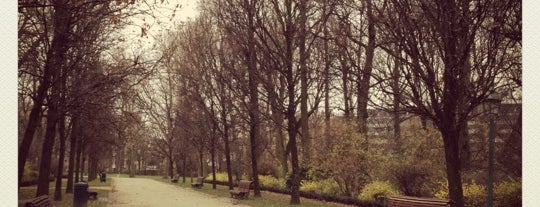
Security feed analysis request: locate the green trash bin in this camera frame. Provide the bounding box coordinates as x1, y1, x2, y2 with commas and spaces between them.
74, 182, 88, 207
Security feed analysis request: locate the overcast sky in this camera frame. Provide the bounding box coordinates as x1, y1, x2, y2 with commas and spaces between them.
117, 0, 201, 56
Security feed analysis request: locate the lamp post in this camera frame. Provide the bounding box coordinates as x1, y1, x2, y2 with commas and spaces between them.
483, 93, 501, 207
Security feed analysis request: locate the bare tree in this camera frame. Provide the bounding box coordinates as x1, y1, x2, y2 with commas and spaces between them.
19, 0, 72, 190
137, 66, 179, 179
373, 1, 521, 206
18, 0, 138, 195
205, 0, 264, 197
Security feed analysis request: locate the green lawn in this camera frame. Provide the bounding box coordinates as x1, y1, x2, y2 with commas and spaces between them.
133, 174, 351, 207
18, 178, 111, 207
19, 174, 351, 207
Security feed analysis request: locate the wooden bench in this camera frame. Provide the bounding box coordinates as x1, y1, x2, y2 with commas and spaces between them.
191, 177, 205, 188
23, 195, 55, 207
171, 174, 180, 183
387, 195, 454, 207
88, 191, 98, 200
229, 180, 253, 199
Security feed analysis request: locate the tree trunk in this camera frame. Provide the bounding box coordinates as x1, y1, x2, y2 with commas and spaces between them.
19, 79, 48, 189
275, 112, 288, 176
459, 120, 470, 170
19, 0, 71, 188
66, 114, 78, 193
392, 53, 401, 150
441, 127, 465, 207
341, 56, 350, 118
247, 61, 262, 197
287, 98, 301, 204
36, 107, 58, 196
89, 155, 98, 181
162, 159, 168, 178
81, 149, 86, 180
138, 156, 142, 174
299, 0, 310, 165
129, 147, 135, 178
222, 109, 234, 190
284, 0, 300, 203
285, 52, 301, 203
182, 155, 187, 183
36, 38, 64, 195
356, 0, 375, 135
168, 148, 173, 179
54, 115, 67, 200
198, 151, 204, 177
458, 55, 472, 171
269, 75, 288, 176
75, 140, 82, 182
211, 129, 217, 189
246, 0, 261, 197
323, 16, 331, 149
440, 1, 467, 205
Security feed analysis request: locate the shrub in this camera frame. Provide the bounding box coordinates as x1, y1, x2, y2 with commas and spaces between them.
391, 163, 436, 196
300, 178, 341, 195
258, 175, 285, 188
463, 181, 487, 207
435, 181, 487, 206
390, 128, 445, 197
494, 179, 521, 207
207, 174, 384, 207
433, 180, 448, 199
208, 172, 247, 182
320, 122, 374, 196
209, 173, 286, 189
257, 157, 284, 177
21, 164, 38, 183
434, 179, 521, 207
359, 180, 401, 201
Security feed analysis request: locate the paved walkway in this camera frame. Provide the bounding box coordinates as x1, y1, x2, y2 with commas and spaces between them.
107, 177, 250, 207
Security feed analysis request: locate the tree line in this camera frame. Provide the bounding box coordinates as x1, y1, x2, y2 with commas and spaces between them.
18, 0, 163, 200
18, 0, 521, 206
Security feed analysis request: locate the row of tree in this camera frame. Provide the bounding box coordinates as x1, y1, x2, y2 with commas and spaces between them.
142, 0, 520, 206
18, 0, 521, 206
17, 0, 166, 200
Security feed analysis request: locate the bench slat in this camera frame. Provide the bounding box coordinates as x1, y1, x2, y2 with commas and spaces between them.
171, 174, 180, 183
191, 177, 204, 188
24, 195, 54, 207
388, 195, 453, 207
230, 180, 253, 199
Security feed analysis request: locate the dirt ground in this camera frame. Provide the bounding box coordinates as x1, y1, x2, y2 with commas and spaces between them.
107, 177, 250, 207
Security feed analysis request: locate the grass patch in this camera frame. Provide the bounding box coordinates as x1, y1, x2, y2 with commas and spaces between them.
115, 173, 162, 179
88, 176, 112, 187
18, 178, 111, 207
142, 175, 352, 207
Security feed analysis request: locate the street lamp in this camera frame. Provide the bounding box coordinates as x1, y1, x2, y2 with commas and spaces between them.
482, 93, 501, 207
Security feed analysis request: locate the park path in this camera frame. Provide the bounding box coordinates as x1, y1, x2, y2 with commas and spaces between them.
107, 176, 250, 207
